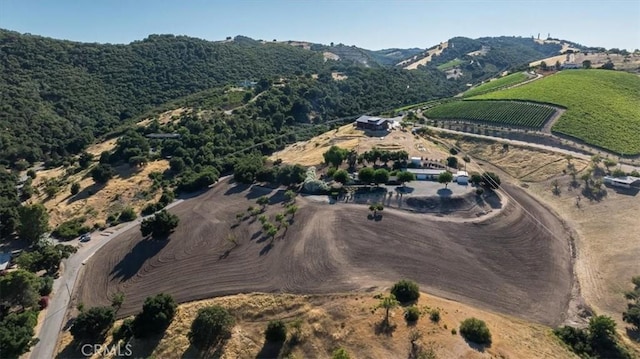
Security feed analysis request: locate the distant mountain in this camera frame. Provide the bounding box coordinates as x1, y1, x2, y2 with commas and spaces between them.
400, 36, 589, 84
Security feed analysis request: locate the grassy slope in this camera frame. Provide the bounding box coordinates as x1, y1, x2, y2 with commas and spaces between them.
56, 293, 577, 359
472, 70, 640, 155
436, 58, 464, 70
463, 72, 528, 97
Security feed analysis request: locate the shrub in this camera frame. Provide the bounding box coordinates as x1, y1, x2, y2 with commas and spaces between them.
459, 318, 491, 345
70, 182, 81, 195
118, 207, 137, 222
390, 279, 420, 303
91, 163, 115, 184
475, 188, 484, 196
429, 309, 441, 323
188, 306, 235, 351
132, 293, 177, 338
451, 328, 457, 335
332, 347, 351, 359
39, 276, 54, 296
326, 167, 337, 178
140, 210, 179, 238
52, 218, 90, 240
71, 306, 116, 343
113, 318, 134, 341
265, 320, 287, 342
404, 306, 420, 322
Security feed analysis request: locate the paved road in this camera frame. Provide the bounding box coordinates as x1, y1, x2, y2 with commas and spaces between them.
29, 200, 183, 359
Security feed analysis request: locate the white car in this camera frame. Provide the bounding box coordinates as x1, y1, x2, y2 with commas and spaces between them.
79, 233, 91, 242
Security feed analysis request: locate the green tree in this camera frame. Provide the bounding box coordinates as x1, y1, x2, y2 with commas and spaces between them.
358, 167, 375, 184
377, 294, 399, 325
111, 292, 125, 311
459, 318, 492, 345
369, 203, 384, 218
17, 204, 49, 244
78, 152, 94, 169
438, 171, 453, 188
397, 171, 416, 187
284, 189, 296, 203
333, 169, 350, 184
169, 157, 186, 173
623, 276, 640, 330
70, 306, 116, 343
256, 195, 270, 210
267, 225, 278, 242
118, 207, 137, 222
582, 60, 592, 69
481, 172, 501, 189
373, 168, 390, 186
286, 204, 298, 219
133, 293, 177, 338
588, 315, 616, 348
323, 146, 349, 168
446, 156, 458, 169
140, 210, 179, 238
188, 306, 235, 352
70, 182, 81, 195
0, 310, 38, 359
265, 320, 287, 342
390, 279, 420, 303
0, 270, 40, 310
91, 163, 115, 184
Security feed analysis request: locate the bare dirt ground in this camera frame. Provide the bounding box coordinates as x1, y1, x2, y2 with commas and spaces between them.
76, 177, 573, 327
270, 123, 449, 166
136, 108, 188, 127
447, 137, 640, 348
57, 292, 576, 359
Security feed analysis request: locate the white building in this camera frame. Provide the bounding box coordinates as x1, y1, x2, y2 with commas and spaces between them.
455, 171, 469, 185
405, 168, 445, 180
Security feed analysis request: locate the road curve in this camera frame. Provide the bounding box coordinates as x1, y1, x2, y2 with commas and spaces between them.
29, 199, 184, 359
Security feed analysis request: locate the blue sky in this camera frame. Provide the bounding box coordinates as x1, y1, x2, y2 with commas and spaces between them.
1, 0, 639, 50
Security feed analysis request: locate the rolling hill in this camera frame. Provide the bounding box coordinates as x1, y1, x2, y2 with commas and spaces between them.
472, 69, 640, 155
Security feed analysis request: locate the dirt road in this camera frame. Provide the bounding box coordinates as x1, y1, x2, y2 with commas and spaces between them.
77, 179, 573, 326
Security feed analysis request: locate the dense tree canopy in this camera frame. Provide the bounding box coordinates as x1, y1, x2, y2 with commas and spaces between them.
70, 306, 116, 343
188, 306, 235, 351
133, 293, 177, 338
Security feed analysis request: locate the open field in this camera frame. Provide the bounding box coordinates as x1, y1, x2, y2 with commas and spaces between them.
424, 100, 557, 128
270, 123, 450, 166
76, 177, 573, 327
462, 72, 530, 97
473, 70, 640, 155
436, 58, 464, 71
58, 292, 577, 359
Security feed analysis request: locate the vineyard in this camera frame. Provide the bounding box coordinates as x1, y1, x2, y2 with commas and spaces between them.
424, 100, 557, 128
473, 69, 640, 155
463, 72, 530, 97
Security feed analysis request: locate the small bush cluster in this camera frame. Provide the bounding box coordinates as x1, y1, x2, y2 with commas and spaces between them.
404, 306, 420, 322
459, 317, 491, 345
390, 279, 420, 303
265, 320, 287, 342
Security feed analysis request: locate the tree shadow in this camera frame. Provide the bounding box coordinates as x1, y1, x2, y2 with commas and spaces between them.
255, 341, 284, 359
463, 339, 490, 352
484, 191, 502, 209
436, 188, 452, 197
250, 231, 262, 241
374, 320, 397, 336
606, 185, 639, 196
626, 327, 640, 342
110, 237, 169, 282
224, 182, 250, 196
245, 186, 274, 201
66, 182, 106, 204
396, 186, 414, 194
259, 242, 273, 256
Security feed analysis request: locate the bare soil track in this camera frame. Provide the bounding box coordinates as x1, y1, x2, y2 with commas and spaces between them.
77, 179, 573, 326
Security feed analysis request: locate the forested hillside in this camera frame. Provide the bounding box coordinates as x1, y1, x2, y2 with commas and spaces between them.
0, 30, 326, 164
0, 30, 460, 166
415, 36, 567, 82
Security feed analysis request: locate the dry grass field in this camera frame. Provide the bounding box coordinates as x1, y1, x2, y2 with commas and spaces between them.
57, 292, 577, 359
31, 160, 168, 227
402, 41, 449, 70
270, 123, 449, 167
